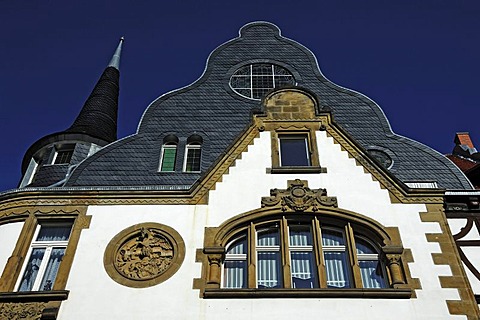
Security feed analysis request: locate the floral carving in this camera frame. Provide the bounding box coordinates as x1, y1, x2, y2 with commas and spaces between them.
261, 179, 337, 212
0, 302, 45, 320
114, 227, 174, 280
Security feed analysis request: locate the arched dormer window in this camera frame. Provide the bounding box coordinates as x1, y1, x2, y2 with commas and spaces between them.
184, 135, 203, 173
197, 180, 414, 299
159, 135, 178, 172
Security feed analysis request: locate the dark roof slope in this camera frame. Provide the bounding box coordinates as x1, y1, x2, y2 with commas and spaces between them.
65, 22, 472, 190
65, 66, 119, 143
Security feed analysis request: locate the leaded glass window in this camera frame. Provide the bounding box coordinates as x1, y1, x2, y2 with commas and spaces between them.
184, 143, 201, 172
229, 64, 295, 100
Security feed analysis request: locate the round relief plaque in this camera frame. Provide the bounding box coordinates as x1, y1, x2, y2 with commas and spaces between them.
104, 222, 185, 288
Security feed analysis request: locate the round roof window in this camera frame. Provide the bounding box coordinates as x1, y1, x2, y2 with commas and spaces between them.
367, 149, 393, 169
229, 64, 295, 100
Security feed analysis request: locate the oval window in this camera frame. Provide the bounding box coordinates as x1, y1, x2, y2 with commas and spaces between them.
229, 64, 295, 100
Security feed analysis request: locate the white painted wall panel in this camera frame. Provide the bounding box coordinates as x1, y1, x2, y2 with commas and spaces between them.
0, 222, 23, 277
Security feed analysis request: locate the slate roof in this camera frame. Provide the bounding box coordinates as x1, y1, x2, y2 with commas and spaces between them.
64, 22, 472, 190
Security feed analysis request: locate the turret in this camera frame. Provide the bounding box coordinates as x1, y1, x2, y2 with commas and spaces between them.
19, 38, 124, 188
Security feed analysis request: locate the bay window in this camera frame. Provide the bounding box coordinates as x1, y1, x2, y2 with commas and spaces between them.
222, 217, 387, 290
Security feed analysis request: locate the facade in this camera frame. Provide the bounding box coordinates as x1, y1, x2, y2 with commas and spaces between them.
0, 22, 479, 319
445, 132, 480, 306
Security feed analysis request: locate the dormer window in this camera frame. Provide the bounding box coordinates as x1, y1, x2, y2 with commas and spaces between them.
159, 135, 179, 172
52, 144, 75, 165
229, 64, 295, 100
184, 135, 203, 172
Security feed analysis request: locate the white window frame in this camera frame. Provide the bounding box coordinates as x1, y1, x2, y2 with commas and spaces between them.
15, 223, 72, 292
222, 234, 248, 289
183, 143, 202, 173
159, 143, 177, 172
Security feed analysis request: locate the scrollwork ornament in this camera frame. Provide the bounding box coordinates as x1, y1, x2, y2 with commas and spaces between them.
0, 302, 45, 320
261, 179, 337, 212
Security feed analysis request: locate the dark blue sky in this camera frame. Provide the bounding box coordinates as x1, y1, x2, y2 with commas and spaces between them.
1, 1, 479, 191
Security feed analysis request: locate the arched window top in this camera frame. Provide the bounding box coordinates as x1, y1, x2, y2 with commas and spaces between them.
187, 134, 203, 145
184, 135, 202, 172
220, 214, 391, 291
163, 134, 179, 144
198, 182, 413, 299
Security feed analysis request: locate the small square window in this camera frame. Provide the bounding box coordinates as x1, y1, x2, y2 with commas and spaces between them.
52, 145, 75, 165
279, 135, 310, 167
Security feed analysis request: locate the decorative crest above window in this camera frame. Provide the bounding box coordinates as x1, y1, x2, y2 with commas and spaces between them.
261, 179, 337, 212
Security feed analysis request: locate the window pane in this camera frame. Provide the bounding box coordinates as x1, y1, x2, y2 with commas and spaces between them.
185, 147, 201, 172
252, 75, 273, 90
54, 150, 73, 164
39, 248, 66, 291
289, 226, 312, 246
274, 75, 295, 87
279, 136, 310, 166
37, 225, 72, 241
252, 88, 271, 99
291, 252, 316, 288
251, 64, 273, 75
322, 229, 345, 246
161, 147, 177, 171
257, 251, 282, 288
355, 238, 376, 254
227, 237, 247, 255
18, 248, 45, 291
359, 260, 386, 289
230, 76, 251, 89
324, 251, 350, 288
257, 228, 279, 246
224, 261, 247, 288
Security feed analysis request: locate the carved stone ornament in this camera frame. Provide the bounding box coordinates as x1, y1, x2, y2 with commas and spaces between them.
262, 179, 337, 212
104, 223, 185, 288
0, 302, 45, 320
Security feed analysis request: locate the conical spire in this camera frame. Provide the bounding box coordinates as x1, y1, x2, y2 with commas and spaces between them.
20, 38, 124, 186
108, 37, 124, 70
65, 38, 124, 142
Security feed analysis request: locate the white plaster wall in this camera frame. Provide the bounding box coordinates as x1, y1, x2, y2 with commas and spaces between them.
0, 222, 23, 277
447, 218, 480, 294
58, 131, 466, 319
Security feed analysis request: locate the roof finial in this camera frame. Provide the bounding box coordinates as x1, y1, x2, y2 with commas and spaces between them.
108, 37, 124, 70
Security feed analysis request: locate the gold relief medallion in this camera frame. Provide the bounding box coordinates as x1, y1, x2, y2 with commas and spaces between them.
104, 223, 185, 288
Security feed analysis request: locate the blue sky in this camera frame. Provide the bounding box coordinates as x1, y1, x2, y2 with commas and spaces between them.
1, 1, 479, 191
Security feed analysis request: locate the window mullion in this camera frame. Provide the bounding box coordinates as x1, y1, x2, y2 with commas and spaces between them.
281, 217, 291, 288
314, 218, 327, 288
345, 223, 362, 288
248, 222, 256, 289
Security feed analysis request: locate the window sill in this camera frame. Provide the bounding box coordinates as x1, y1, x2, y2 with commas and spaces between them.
203, 288, 412, 299
268, 166, 327, 174
0, 290, 69, 303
